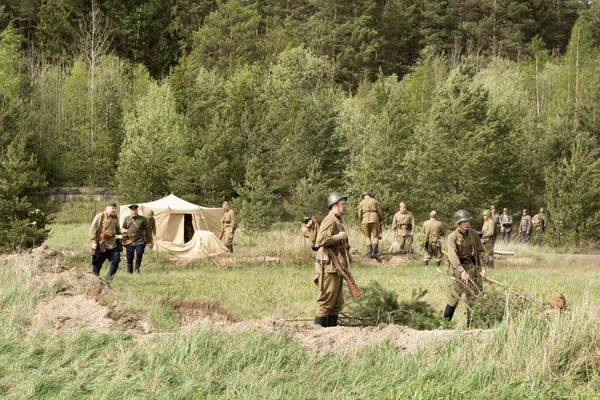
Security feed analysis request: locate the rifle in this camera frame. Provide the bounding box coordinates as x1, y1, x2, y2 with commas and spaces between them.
327, 248, 363, 298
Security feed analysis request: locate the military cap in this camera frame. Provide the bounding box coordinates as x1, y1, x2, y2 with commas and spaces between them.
482, 209, 492, 217
327, 192, 347, 208
128, 204, 139, 209
148, 210, 155, 216
454, 210, 472, 224
363, 191, 372, 197
429, 210, 437, 218
107, 201, 117, 207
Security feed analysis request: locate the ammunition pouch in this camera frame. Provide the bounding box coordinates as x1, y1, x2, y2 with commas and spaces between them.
100, 231, 114, 240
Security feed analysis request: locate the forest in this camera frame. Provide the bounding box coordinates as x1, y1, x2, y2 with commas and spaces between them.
1, 0, 600, 248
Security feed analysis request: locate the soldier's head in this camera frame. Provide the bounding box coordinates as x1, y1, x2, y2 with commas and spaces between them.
106, 201, 117, 215
399, 202, 406, 212
540, 207, 545, 213
429, 210, 437, 219
148, 210, 155, 217
363, 191, 372, 198
482, 209, 491, 220
522, 208, 528, 215
491, 205, 496, 213
503, 208, 508, 214
222, 201, 230, 211
327, 192, 347, 215
129, 204, 139, 216
303, 217, 313, 227
454, 210, 471, 231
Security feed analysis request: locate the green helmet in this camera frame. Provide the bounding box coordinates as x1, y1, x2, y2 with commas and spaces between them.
363, 191, 372, 197
327, 191, 347, 209
482, 209, 491, 217
454, 210, 472, 224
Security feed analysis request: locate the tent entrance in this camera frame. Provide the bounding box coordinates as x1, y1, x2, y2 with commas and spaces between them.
184, 214, 195, 243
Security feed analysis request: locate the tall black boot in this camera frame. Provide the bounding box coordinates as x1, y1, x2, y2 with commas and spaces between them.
107, 265, 119, 282
326, 315, 338, 327
424, 260, 429, 266
366, 245, 373, 258
135, 260, 141, 274
444, 305, 456, 321
373, 243, 379, 256
314, 316, 327, 327
126, 263, 133, 274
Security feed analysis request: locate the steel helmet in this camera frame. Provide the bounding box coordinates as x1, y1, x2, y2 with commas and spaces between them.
454, 210, 472, 224
327, 192, 347, 209
482, 209, 492, 217
363, 191, 372, 197
429, 210, 437, 218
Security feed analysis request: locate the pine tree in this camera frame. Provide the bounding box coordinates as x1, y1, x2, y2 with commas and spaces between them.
233, 157, 275, 231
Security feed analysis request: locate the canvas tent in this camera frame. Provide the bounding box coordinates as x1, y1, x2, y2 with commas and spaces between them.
119, 194, 227, 258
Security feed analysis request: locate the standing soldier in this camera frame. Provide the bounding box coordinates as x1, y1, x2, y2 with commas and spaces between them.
358, 191, 383, 258
443, 210, 486, 326
392, 202, 415, 254
122, 204, 153, 274
422, 210, 446, 267
481, 210, 496, 269
89, 201, 121, 281
147, 210, 157, 240
491, 206, 501, 239
519, 209, 532, 243
500, 208, 513, 242
532, 208, 547, 246
314, 192, 349, 327
220, 201, 237, 253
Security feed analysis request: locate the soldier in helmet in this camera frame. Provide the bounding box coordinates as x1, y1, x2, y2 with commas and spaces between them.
392, 202, 415, 254
146, 209, 157, 240
313, 192, 350, 327
422, 210, 446, 266
490, 205, 501, 239
480, 209, 496, 269
358, 191, 383, 258
443, 210, 486, 326
532, 208, 547, 246
500, 208, 513, 242
220, 201, 237, 253
519, 208, 532, 243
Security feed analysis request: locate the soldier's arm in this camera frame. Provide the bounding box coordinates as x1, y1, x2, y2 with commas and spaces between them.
377, 202, 383, 222
231, 210, 237, 231
410, 213, 415, 234
358, 203, 363, 221
316, 217, 344, 248
89, 214, 102, 242
392, 214, 397, 230
446, 234, 464, 273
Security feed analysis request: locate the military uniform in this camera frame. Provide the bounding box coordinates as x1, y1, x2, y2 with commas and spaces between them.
445, 228, 486, 308
147, 212, 157, 237
314, 209, 348, 325
491, 208, 501, 239
500, 211, 513, 242
122, 211, 153, 274
533, 210, 547, 246
89, 206, 121, 279
520, 213, 532, 243
358, 194, 383, 257
480, 217, 496, 269
392, 208, 415, 254
220, 208, 237, 252
422, 214, 446, 266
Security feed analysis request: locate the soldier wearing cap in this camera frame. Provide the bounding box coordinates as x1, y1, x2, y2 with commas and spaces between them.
122, 204, 153, 274
392, 202, 415, 254
422, 210, 446, 266
481, 209, 496, 269
533, 208, 547, 246
220, 201, 237, 253
313, 192, 350, 327
443, 210, 486, 326
147, 210, 157, 239
358, 191, 383, 258
89, 201, 121, 280
500, 208, 513, 242
519, 208, 532, 243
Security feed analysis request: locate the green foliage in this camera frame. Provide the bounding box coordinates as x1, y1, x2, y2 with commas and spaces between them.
283, 159, 332, 221
233, 158, 275, 230
0, 139, 50, 252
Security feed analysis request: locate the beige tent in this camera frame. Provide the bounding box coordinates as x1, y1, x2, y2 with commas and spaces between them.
119, 194, 227, 257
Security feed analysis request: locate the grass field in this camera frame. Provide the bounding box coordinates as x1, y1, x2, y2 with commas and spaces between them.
1, 217, 600, 398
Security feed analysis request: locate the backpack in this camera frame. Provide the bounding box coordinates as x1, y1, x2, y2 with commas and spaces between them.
532, 214, 541, 227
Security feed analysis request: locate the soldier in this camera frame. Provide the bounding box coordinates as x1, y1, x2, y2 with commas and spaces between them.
500, 208, 513, 242
481, 210, 496, 269
519, 209, 532, 243
122, 204, 153, 274
89, 201, 121, 280
358, 191, 383, 258
301, 217, 318, 251
491, 205, 501, 239
314, 192, 349, 327
147, 209, 157, 240
220, 201, 237, 253
532, 208, 547, 246
443, 210, 486, 326
392, 202, 415, 254
422, 210, 446, 267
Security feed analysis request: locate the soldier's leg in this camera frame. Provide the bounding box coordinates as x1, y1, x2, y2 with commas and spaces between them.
106, 248, 121, 281
92, 251, 108, 276
444, 267, 466, 321
434, 247, 443, 267
362, 224, 372, 255
398, 235, 407, 253
316, 272, 343, 326
135, 244, 146, 273
423, 248, 432, 266
329, 274, 345, 326
465, 270, 483, 327
125, 246, 135, 273
406, 235, 414, 254
484, 242, 494, 269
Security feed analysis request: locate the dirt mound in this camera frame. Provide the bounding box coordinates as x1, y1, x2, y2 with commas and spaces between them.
224, 320, 489, 354
173, 300, 240, 325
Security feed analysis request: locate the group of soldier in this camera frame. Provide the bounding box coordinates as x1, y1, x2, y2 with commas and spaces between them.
89, 200, 237, 281
312, 191, 550, 328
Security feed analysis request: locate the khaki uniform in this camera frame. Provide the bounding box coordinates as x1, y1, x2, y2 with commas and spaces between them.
480, 218, 496, 269
220, 209, 237, 246
500, 213, 513, 242
147, 216, 157, 236
392, 210, 415, 253
89, 211, 120, 250
358, 197, 383, 246
314, 210, 348, 317
520, 214, 532, 242
491, 211, 501, 238
533, 212, 547, 245
422, 219, 446, 262
445, 228, 485, 308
